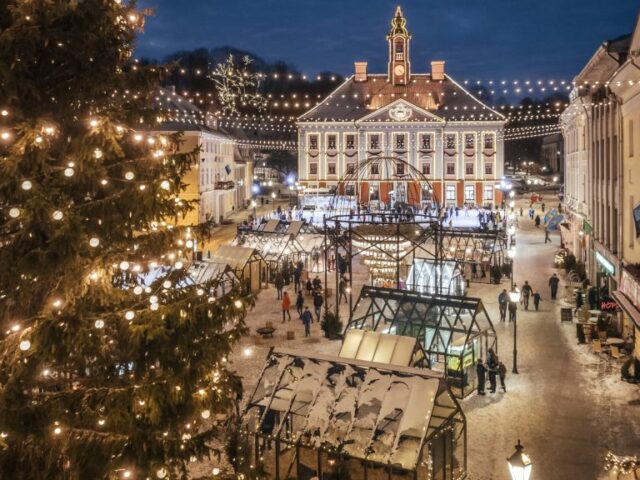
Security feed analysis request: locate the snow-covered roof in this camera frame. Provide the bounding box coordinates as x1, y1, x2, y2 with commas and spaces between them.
243, 348, 463, 471
339, 330, 418, 366
187, 261, 237, 285
211, 245, 263, 270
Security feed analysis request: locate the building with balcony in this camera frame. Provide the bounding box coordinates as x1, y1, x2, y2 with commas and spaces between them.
296, 7, 506, 208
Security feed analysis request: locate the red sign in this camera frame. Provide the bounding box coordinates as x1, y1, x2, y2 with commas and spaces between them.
599, 299, 618, 312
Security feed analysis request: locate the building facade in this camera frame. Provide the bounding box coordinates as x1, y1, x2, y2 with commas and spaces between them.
541, 133, 564, 174
296, 7, 506, 208
155, 88, 252, 226
561, 34, 630, 295
610, 15, 640, 354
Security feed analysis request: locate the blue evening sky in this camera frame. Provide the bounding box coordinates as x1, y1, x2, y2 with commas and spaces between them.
136, 0, 638, 81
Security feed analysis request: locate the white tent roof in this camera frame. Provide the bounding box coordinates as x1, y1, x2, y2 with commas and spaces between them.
339, 330, 418, 367
286, 220, 304, 236
262, 219, 280, 233
187, 261, 236, 284
244, 348, 460, 471
212, 245, 261, 270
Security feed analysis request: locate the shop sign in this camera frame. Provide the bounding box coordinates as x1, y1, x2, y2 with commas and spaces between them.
595, 251, 615, 275
599, 298, 618, 312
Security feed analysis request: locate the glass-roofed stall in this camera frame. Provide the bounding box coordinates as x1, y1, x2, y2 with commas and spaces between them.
241, 348, 467, 480
346, 286, 497, 398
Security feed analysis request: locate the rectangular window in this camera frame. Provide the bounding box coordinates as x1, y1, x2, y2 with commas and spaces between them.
484, 134, 495, 150
485, 163, 493, 175
629, 120, 634, 157
464, 185, 475, 201
484, 185, 494, 202
309, 163, 318, 175
346, 134, 356, 150
309, 135, 318, 150
422, 163, 431, 175
395, 134, 406, 150
369, 135, 380, 150
465, 133, 475, 149
446, 163, 455, 175
396, 162, 405, 175
446, 134, 456, 150
346, 163, 355, 175
465, 163, 474, 175
421, 134, 433, 150
371, 163, 379, 175
328, 164, 336, 175
327, 135, 337, 150
446, 185, 456, 201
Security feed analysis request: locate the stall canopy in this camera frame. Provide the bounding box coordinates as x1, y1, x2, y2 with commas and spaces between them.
242, 347, 466, 479
338, 330, 426, 367
347, 286, 497, 398
437, 228, 506, 282
211, 245, 267, 291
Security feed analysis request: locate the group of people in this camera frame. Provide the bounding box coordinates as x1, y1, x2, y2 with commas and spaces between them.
476, 349, 507, 394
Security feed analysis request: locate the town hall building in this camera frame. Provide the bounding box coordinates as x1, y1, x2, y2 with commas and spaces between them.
297, 6, 506, 208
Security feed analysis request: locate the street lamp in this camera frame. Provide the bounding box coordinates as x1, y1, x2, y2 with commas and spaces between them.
507, 440, 532, 480
509, 286, 521, 374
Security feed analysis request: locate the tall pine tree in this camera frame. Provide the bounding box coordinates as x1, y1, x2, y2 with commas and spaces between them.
0, 1, 249, 478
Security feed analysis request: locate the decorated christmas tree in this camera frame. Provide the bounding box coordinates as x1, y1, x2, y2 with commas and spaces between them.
0, 1, 249, 478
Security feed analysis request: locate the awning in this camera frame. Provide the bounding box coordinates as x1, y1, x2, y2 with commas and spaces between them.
612, 291, 640, 329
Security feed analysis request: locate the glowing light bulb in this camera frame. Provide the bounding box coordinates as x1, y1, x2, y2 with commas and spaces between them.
133, 286, 143, 295
97, 419, 105, 426
53, 427, 61, 435
234, 300, 242, 309
21, 180, 32, 190
64, 167, 74, 177
52, 210, 63, 221
160, 180, 170, 190
162, 280, 171, 289
0, 131, 10, 141
9, 208, 20, 218
95, 319, 105, 329
149, 295, 158, 304
150, 303, 159, 311
89, 237, 100, 247
125, 311, 135, 321
94, 148, 103, 159
119, 261, 130, 271
89, 118, 99, 128
174, 261, 183, 269
156, 468, 167, 479
201, 409, 211, 419
19, 340, 31, 351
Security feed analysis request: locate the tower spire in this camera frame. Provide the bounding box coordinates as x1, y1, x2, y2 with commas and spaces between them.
387, 6, 411, 85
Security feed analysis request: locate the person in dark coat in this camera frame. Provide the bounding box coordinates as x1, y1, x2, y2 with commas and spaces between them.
295, 291, 304, 315
476, 359, 486, 395
533, 291, 542, 311
301, 307, 313, 337
534, 215, 541, 228
575, 290, 584, 314
274, 272, 284, 300
498, 361, 507, 392
487, 349, 499, 393
312, 275, 322, 290
338, 278, 348, 304
544, 226, 551, 243
508, 297, 518, 323
293, 268, 301, 293
588, 286, 597, 310
548, 273, 559, 300
313, 292, 324, 322
521, 281, 533, 310
498, 289, 508, 322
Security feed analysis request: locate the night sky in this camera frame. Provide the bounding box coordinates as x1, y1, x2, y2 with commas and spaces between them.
137, 0, 638, 81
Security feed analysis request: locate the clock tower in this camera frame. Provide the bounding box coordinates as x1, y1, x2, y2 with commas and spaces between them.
387, 6, 411, 85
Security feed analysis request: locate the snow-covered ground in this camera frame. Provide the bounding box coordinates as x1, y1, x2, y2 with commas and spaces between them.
192, 196, 640, 479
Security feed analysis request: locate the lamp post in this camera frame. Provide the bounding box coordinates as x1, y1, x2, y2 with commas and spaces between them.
509, 286, 521, 374
507, 440, 532, 480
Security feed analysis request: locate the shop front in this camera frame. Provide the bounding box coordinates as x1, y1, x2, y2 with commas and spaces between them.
594, 249, 618, 301
613, 267, 640, 358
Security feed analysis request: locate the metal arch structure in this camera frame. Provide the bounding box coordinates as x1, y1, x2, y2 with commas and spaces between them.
332, 155, 441, 214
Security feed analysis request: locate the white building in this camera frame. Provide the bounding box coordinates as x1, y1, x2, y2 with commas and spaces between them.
296, 7, 506, 208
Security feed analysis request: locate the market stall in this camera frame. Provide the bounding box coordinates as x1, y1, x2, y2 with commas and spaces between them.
406, 258, 465, 296
346, 286, 497, 398
338, 330, 427, 367
241, 347, 467, 480
211, 245, 267, 292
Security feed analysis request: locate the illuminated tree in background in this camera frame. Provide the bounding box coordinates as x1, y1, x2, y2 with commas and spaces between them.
0, 1, 249, 478
211, 54, 268, 115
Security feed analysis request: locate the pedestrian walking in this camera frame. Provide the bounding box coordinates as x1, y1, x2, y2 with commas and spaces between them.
548, 273, 559, 300
521, 281, 532, 310
293, 268, 301, 293
588, 286, 597, 310
497, 361, 507, 392
274, 272, 284, 300
312, 275, 322, 290
509, 298, 517, 322
498, 289, 508, 322
301, 306, 312, 337
487, 349, 498, 393
476, 359, 486, 396
295, 291, 304, 315
281, 291, 292, 322
338, 277, 348, 304
313, 291, 324, 322
519, 206, 523, 217
534, 215, 541, 228
575, 290, 584, 314
544, 226, 551, 243
533, 291, 542, 311
541, 202, 546, 212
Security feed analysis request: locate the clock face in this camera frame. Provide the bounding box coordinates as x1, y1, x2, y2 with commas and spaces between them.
394, 64, 405, 76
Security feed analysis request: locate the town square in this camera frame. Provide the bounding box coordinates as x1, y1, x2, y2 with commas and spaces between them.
0, 1, 639, 479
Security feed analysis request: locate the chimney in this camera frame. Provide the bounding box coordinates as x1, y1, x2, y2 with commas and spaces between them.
431, 61, 445, 81
354, 62, 368, 82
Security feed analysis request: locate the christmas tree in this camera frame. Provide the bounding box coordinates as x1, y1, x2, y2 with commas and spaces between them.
0, 1, 250, 478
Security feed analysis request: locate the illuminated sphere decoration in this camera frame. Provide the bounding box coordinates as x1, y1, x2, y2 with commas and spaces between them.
52, 210, 64, 221
21, 180, 32, 190
89, 237, 100, 247
156, 468, 167, 479
9, 208, 20, 218
63, 167, 74, 177
94, 319, 105, 329
125, 311, 135, 321
19, 340, 31, 351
